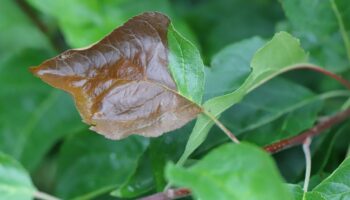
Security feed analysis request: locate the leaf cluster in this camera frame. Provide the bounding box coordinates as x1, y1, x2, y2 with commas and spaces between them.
0, 0, 350, 199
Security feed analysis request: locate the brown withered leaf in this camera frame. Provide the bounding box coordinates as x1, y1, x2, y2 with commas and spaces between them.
30, 12, 202, 140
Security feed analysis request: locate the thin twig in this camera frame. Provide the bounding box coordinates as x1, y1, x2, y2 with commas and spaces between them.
202, 109, 240, 144
15, 0, 63, 52
264, 107, 350, 153
293, 64, 350, 90
139, 188, 191, 200
302, 137, 312, 193
34, 191, 61, 200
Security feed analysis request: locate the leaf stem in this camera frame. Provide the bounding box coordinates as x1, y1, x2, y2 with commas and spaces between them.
302, 137, 312, 193
139, 188, 191, 200
34, 191, 61, 200
202, 109, 240, 144
264, 107, 350, 153
15, 0, 64, 52
293, 64, 350, 90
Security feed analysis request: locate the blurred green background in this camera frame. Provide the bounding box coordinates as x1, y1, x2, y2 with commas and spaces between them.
1, 0, 349, 199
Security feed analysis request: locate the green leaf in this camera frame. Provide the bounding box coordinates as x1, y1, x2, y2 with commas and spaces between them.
242, 98, 322, 146
282, 0, 337, 37
332, 0, 350, 62
287, 184, 304, 200
167, 24, 205, 104
55, 131, 149, 199
0, 49, 83, 171
287, 184, 330, 200
178, 32, 307, 165
196, 78, 331, 155
171, 0, 283, 59
305, 192, 327, 200
0, 152, 35, 200
204, 36, 265, 100
313, 122, 350, 174
112, 122, 194, 198
110, 153, 154, 198
281, 0, 350, 72
223, 78, 322, 136
313, 156, 350, 199
167, 143, 292, 200
0, 1, 82, 171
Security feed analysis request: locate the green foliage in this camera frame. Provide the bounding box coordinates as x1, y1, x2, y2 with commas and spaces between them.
204, 37, 265, 100
281, 0, 350, 72
0, 0, 350, 199
178, 32, 307, 165
288, 157, 350, 199
0, 0, 82, 172
167, 143, 292, 200
313, 156, 350, 199
0, 0, 52, 63
0, 152, 35, 200
55, 132, 149, 199
26, 0, 196, 48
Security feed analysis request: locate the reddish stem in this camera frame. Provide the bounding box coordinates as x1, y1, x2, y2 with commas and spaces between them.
139, 188, 191, 200
294, 65, 350, 90
264, 108, 350, 153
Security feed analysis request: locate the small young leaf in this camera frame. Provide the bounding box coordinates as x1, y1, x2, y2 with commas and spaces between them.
167, 143, 292, 200
31, 12, 204, 140
0, 152, 36, 200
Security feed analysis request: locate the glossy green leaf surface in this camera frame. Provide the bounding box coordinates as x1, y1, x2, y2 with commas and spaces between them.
0, 152, 35, 200
168, 24, 205, 104
167, 143, 292, 200
55, 131, 149, 199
